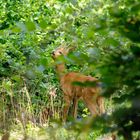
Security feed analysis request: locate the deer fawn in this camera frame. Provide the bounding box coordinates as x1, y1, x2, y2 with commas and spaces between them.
52, 45, 105, 121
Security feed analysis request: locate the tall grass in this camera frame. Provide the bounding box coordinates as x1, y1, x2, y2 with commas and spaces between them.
0, 78, 64, 138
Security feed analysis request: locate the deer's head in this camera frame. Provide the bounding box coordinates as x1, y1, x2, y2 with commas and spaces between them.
52, 45, 74, 60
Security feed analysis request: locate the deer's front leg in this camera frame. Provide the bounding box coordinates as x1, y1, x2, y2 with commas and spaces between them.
72, 97, 78, 119
63, 95, 71, 122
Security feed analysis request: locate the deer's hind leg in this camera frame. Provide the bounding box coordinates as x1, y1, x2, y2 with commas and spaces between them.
83, 96, 99, 117
97, 96, 105, 115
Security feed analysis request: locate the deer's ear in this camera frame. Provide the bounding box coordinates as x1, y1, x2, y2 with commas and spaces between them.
60, 43, 67, 48
67, 47, 75, 52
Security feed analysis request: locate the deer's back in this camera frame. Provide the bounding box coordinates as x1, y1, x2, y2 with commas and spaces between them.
60, 72, 101, 99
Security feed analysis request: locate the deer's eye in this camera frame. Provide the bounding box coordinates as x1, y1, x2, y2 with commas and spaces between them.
59, 51, 62, 54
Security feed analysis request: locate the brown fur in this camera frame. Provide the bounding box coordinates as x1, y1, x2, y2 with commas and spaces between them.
52, 46, 105, 121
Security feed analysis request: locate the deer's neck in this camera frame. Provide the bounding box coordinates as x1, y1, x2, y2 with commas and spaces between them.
56, 63, 67, 78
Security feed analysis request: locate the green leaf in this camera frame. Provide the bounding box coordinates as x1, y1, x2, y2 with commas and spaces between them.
87, 47, 100, 58
25, 21, 36, 31
39, 20, 48, 29
11, 75, 21, 82
16, 22, 26, 32
131, 3, 140, 13
36, 65, 45, 73
11, 26, 21, 33
103, 38, 119, 47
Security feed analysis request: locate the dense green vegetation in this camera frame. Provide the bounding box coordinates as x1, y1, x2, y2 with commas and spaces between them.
0, 0, 140, 139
